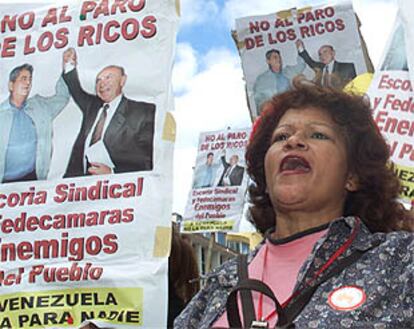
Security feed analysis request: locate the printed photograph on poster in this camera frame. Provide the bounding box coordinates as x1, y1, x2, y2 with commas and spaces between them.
380, 16, 408, 71
193, 149, 246, 189
398, 0, 414, 76
61, 47, 155, 178
183, 128, 250, 233
234, 2, 371, 118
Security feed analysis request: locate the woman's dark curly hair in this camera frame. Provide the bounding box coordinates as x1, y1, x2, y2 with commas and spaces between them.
246, 84, 413, 234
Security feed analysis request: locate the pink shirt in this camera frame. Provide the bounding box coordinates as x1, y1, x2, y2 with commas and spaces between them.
212, 227, 328, 328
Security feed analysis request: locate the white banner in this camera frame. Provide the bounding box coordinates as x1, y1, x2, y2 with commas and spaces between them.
183, 128, 251, 233
234, 1, 370, 119
367, 10, 414, 205
0, 0, 178, 327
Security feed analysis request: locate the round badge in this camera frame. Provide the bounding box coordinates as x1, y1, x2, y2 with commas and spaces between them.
328, 285, 366, 311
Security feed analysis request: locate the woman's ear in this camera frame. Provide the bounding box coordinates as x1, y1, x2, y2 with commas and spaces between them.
345, 173, 359, 192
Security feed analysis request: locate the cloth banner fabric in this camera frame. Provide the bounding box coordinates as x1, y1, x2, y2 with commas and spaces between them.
183, 128, 251, 233
0, 0, 178, 328
367, 9, 413, 206
234, 1, 371, 120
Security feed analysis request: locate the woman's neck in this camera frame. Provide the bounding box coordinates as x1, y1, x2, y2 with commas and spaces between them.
272, 208, 342, 239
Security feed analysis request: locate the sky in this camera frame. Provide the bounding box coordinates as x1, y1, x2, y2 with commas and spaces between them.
171, 0, 399, 214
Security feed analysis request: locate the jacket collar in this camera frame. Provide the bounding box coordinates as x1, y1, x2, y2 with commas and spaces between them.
332, 216, 385, 251
208, 216, 383, 289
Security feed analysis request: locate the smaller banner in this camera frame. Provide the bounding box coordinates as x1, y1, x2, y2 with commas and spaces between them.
367, 11, 414, 205
234, 1, 371, 119
182, 128, 251, 233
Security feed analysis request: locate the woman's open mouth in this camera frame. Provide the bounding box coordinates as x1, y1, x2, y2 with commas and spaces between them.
280, 155, 311, 174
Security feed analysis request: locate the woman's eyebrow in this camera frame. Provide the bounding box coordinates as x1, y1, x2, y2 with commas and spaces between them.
274, 122, 335, 130
308, 122, 336, 129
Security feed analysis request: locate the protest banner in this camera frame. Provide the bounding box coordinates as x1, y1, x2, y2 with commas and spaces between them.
0, 0, 178, 327
367, 11, 413, 206
183, 128, 251, 233
233, 1, 372, 119
398, 0, 414, 76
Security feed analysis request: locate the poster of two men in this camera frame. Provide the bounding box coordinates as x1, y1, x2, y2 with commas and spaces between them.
0, 48, 155, 183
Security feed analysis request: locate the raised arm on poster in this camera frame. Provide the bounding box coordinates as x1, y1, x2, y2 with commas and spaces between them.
218, 149, 245, 187
296, 39, 356, 88
61, 48, 156, 178
183, 128, 250, 233
0, 64, 69, 184
234, 1, 371, 119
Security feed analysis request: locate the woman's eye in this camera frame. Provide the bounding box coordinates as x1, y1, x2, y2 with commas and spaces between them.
311, 132, 329, 140
273, 133, 289, 142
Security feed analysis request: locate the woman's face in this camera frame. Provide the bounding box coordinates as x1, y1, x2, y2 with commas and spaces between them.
264, 107, 356, 214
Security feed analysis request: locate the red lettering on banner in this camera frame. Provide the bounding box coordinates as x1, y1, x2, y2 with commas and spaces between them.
299, 19, 344, 38
120, 18, 138, 40
249, 21, 261, 33
0, 267, 24, 286
19, 11, 35, 30
1, 36, 16, 57
0, 11, 35, 33
0, 187, 46, 209
383, 94, 414, 113
372, 97, 382, 110
0, 208, 135, 234
0, 233, 119, 262
378, 74, 414, 91
78, 17, 157, 47
41, 6, 72, 27
399, 143, 414, 161
54, 178, 143, 203
28, 262, 103, 283
141, 15, 157, 38
55, 27, 69, 48
297, 7, 335, 24
274, 18, 293, 28
227, 132, 247, 140
104, 20, 121, 42
374, 111, 414, 137
38, 31, 54, 51
23, 28, 69, 55
1, 15, 17, 32
245, 35, 264, 49
93, 1, 111, 18
80, 0, 146, 20
336, 18, 345, 31
128, 0, 146, 12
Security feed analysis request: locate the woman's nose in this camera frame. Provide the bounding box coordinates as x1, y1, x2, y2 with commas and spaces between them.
284, 133, 308, 150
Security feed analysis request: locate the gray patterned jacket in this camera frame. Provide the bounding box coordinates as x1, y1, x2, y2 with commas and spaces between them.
174, 217, 414, 329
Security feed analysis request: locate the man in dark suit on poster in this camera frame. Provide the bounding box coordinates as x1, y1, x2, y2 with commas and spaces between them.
296, 39, 356, 89
62, 48, 155, 177
218, 153, 245, 187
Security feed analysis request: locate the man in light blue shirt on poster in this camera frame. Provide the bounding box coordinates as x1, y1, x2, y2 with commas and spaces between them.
0, 64, 70, 183
193, 152, 220, 189
253, 49, 305, 112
